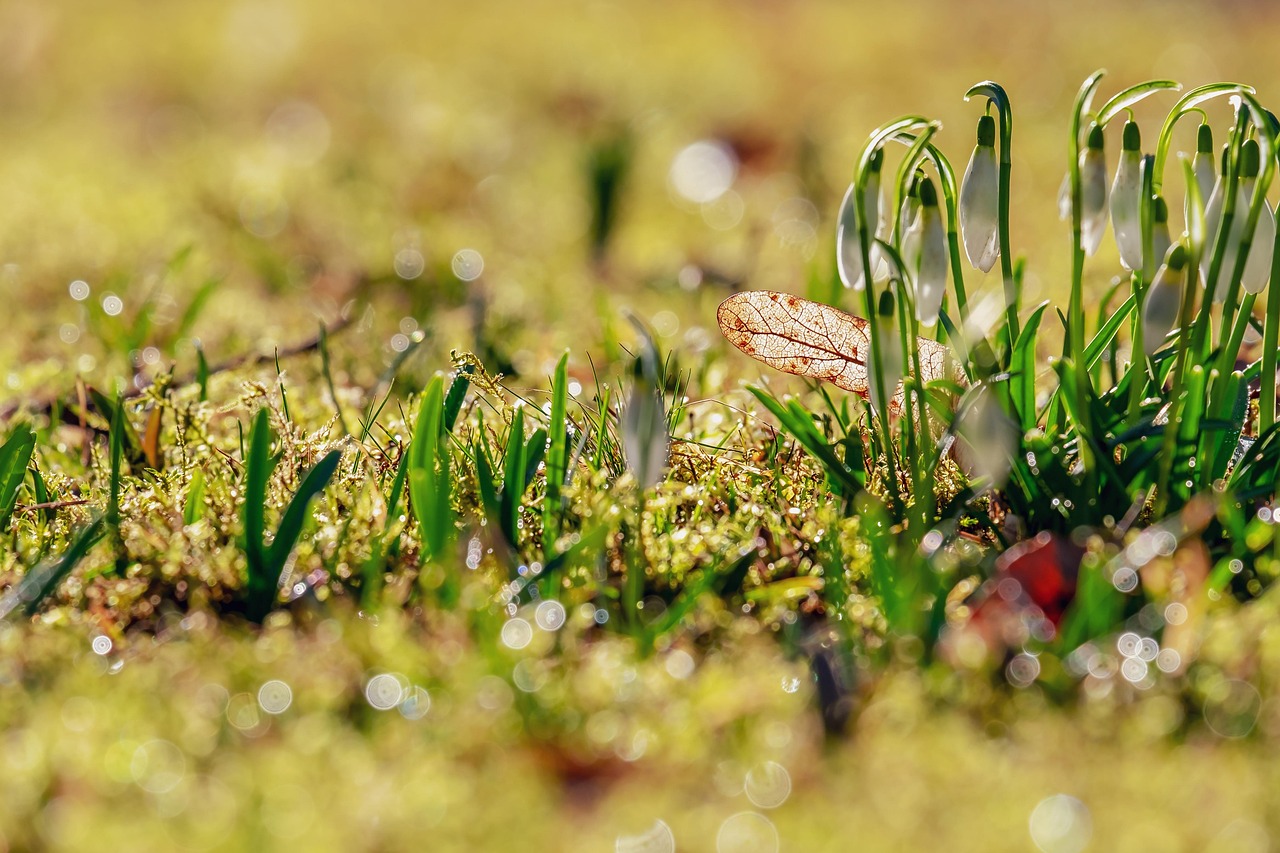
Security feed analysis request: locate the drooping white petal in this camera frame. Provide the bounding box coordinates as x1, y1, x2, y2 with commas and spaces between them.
1199, 177, 1229, 300
1143, 246, 1188, 356
836, 182, 866, 290
898, 188, 920, 242
1081, 147, 1109, 256
1190, 151, 1216, 220
865, 171, 891, 281
864, 171, 884, 240
902, 206, 923, 277
1150, 197, 1172, 276
916, 204, 948, 326
1242, 181, 1276, 295
1057, 172, 1071, 221
960, 144, 1000, 273
1110, 150, 1143, 270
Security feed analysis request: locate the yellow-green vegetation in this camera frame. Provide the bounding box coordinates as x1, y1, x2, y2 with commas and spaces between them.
8, 1, 1280, 850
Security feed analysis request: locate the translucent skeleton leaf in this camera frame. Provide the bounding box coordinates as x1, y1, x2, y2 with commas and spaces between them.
717, 291, 960, 399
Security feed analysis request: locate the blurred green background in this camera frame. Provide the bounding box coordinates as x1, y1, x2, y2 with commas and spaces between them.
4, 0, 1278, 395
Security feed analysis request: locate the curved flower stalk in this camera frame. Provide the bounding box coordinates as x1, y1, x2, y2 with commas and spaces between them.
1110, 120, 1144, 270
1151, 195, 1172, 271
1143, 243, 1189, 356
915, 177, 948, 326
837, 148, 886, 290
869, 286, 904, 418
964, 80, 1018, 343
1080, 124, 1110, 256
960, 114, 999, 272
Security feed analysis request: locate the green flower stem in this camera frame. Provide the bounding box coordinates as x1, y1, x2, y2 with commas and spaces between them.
889, 135, 969, 329
889, 123, 940, 247
1152, 83, 1255, 193
965, 81, 1018, 347
1155, 159, 1208, 516
1263, 224, 1280, 431
1188, 111, 1249, 370
853, 117, 930, 510
1127, 156, 1156, 423
1096, 80, 1181, 129
1214, 93, 1276, 386
1066, 70, 1106, 483
877, 238, 934, 511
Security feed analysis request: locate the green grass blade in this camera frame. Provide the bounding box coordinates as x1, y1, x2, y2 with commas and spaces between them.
266, 449, 343, 574
0, 424, 36, 532
241, 408, 276, 579
107, 397, 125, 534
500, 406, 527, 547
29, 463, 54, 527
409, 375, 453, 562
183, 468, 206, 526
442, 366, 472, 433
195, 344, 210, 402
0, 514, 106, 620
543, 352, 569, 554
474, 442, 500, 523
1011, 301, 1049, 430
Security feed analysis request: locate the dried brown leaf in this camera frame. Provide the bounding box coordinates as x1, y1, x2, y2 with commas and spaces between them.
717, 290, 957, 398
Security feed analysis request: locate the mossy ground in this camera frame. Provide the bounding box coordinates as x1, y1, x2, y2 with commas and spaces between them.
5, 1, 1280, 849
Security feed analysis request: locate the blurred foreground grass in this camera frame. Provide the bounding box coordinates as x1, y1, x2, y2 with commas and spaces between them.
6, 0, 1280, 850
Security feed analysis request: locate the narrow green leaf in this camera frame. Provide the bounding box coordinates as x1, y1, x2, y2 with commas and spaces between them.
29, 464, 53, 526
196, 344, 210, 402
442, 366, 472, 433
241, 408, 276, 578
409, 376, 453, 562
0, 515, 106, 620
266, 449, 343, 573
543, 353, 569, 554
500, 406, 527, 547
0, 425, 36, 532
107, 397, 125, 533
183, 468, 206, 526
1011, 301, 1049, 430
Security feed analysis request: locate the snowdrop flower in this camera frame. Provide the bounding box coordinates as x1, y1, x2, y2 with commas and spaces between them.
1081, 124, 1109, 256
960, 114, 999, 272
1201, 140, 1269, 300
869, 286, 903, 418
1199, 145, 1227, 299
836, 149, 886, 290
1241, 149, 1275, 295
1151, 195, 1172, 273
914, 177, 948, 326
900, 172, 924, 274
1143, 244, 1188, 356
899, 169, 924, 238
1188, 123, 1215, 221
1110, 121, 1143, 270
